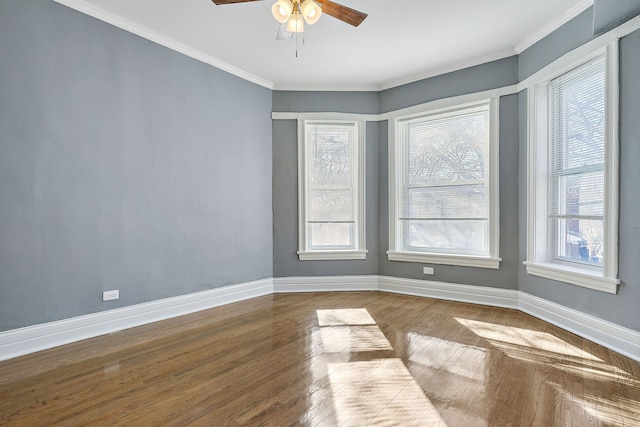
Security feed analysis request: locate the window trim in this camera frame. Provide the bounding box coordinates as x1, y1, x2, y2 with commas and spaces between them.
297, 119, 367, 261
387, 97, 501, 269
524, 41, 620, 294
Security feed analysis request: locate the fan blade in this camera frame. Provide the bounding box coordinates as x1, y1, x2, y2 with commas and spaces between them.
276, 23, 293, 40
315, 0, 367, 27
211, 0, 262, 5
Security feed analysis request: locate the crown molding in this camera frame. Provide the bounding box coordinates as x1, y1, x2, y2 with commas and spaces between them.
515, 0, 594, 54
53, 0, 274, 89
54, 0, 600, 92
377, 48, 517, 92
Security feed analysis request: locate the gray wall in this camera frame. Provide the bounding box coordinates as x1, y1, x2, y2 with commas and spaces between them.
593, 0, 640, 35
518, 8, 596, 81
272, 60, 520, 286
518, 25, 640, 332
379, 56, 519, 113
375, 55, 521, 289
0, 0, 273, 331
272, 91, 380, 277
272, 91, 379, 114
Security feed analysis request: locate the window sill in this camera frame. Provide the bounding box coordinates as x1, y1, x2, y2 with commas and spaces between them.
297, 250, 368, 261
523, 261, 619, 294
387, 251, 501, 269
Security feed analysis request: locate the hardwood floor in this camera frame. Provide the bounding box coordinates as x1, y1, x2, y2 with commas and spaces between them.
1, 292, 638, 426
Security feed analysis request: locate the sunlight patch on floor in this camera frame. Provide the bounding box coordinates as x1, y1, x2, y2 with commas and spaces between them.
407, 332, 487, 383
454, 317, 640, 387
570, 388, 640, 424
455, 318, 600, 361
320, 326, 393, 353
328, 359, 448, 426
317, 309, 377, 326
315, 308, 447, 425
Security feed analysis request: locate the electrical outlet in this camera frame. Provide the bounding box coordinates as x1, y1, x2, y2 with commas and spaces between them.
423, 267, 434, 275
102, 290, 119, 301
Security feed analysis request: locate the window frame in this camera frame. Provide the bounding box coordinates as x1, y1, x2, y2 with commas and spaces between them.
524, 41, 620, 294
387, 98, 501, 269
297, 118, 367, 261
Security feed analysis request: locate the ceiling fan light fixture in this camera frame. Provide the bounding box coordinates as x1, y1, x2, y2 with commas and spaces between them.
286, 12, 304, 32
300, 0, 322, 25
271, 0, 293, 24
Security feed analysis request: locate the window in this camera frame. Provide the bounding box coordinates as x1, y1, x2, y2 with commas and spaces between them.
551, 59, 606, 266
525, 43, 619, 293
298, 120, 366, 260
388, 99, 501, 269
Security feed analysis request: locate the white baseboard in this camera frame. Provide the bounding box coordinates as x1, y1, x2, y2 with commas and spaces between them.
1, 275, 638, 363
518, 292, 640, 362
378, 276, 638, 362
277, 275, 638, 362
378, 276, 520, 309
273, 275, 378, 293
0, 278, 273, 362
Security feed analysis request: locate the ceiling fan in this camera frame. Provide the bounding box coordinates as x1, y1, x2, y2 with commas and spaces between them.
210, 0, 368, 34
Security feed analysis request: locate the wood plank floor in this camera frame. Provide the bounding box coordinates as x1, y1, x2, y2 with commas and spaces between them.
0, 292, 639, 426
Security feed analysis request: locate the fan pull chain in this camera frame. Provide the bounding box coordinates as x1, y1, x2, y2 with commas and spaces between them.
296, 29, 304, 58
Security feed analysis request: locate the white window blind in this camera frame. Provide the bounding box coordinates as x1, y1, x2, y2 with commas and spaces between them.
397, 104, 491, 256
549, 56, 606, 266
525, 41, 618, 293
305, 121, 359, 250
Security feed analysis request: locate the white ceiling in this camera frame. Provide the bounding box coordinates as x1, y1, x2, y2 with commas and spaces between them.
55, 0, 593, 90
